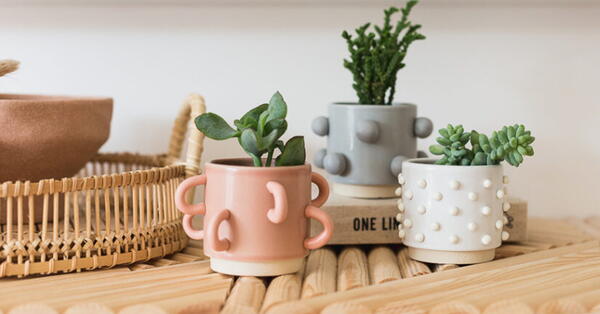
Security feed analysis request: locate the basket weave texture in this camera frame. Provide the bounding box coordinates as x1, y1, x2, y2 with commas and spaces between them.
0, 94, 206, 277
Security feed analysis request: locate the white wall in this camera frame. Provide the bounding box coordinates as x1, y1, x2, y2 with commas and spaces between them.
1, 2, 599, 217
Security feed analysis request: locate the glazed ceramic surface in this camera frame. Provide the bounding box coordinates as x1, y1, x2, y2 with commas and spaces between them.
175, 158, 333, 276
312, 103, 432, 198
399, 158, 510, 263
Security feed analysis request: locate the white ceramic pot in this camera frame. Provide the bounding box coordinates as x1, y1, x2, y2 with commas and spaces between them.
397, 158, 511, 264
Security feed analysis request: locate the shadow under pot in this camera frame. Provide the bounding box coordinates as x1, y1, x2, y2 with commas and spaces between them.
312, 103, 432, 199
398, 158, 511, 264
175, 158, 334, 276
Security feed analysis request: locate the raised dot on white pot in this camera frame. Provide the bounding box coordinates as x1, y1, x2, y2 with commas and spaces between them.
431, 222, 441, 231
503, 202, 511, 212
415, 233, 425, 242
483, 179, 492, 188
417, 205, 427, 215
495, 220, 503, 230
404, 190, 414, 200
449, 206, 460, 216
502, 231, 510, 241
481, 234, 492, 245
481, 206, 491, 216
468, 192, 478, 201
496, 189, 505, 199
395, 187, 402, 196
417, 179, 427, 189
449, 180, 461, 190
503, 215, 509, 224
398, 229, 406, 239
397, 199, 405, 212
398, 174, 405, 185
396, 213, 404, 222
449, 235, 459, 244
468, 222, 477, 231
403, 219, 413, 228
433, 192, 443, 201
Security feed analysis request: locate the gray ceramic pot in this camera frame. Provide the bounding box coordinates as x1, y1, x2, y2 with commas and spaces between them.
312, 103, 432, 198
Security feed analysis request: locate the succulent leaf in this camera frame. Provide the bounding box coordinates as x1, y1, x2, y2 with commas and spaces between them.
275, 136, 306, 166
195, 113, 239, 140
429, 124, 535, 167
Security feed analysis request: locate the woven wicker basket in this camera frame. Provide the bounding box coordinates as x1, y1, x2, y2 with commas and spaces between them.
0, 94, 206, 277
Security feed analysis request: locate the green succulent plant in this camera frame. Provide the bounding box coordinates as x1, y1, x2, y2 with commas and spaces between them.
429, 124, 535, 167
342, 0, 425, 105
195, 91, 305, 167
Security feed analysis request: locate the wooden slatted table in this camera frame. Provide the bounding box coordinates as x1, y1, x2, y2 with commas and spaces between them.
0, 217, 598, 314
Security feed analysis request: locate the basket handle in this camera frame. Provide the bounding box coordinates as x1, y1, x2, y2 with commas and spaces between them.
166, 94, 207, 178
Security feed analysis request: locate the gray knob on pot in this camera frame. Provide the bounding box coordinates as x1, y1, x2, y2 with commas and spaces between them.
312, 116, 329, 136
414, 117, 433, 138
356, 120, 380, 143
324, 153, 347, 175
390, 155, 409, 176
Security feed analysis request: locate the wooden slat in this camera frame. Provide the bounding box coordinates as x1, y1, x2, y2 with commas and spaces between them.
261, 273, 303, 313
264, 241, 600, 313
367, 246, 401, 284
337, 247, 370, 291
397, 248, 431, 278
221, 277, 267, 314
0, 261, 232, 313
301, 248, 337, 299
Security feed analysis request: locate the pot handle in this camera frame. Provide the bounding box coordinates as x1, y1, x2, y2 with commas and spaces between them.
181, 214, 204, 240
304, 205, 333, 250
266, 181, 288, 224
310, 172, 329, 207
207, 209, 231, 252
176, 175, 207, 240
175, 174, 207, 216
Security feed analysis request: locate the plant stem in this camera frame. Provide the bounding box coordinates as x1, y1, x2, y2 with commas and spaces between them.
251, 154, 262, 167
265, 149, 274, 167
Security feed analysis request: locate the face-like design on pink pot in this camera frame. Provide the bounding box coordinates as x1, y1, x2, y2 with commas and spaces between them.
175, 159, 333, 276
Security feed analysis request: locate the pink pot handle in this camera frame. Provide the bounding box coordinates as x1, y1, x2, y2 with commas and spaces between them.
304, 205, 333, 250
182, 214, 204, 240
311, 172, 329, 207
207, 209, 231, 252
175, 174, 207, 215
266, 181, 288, 224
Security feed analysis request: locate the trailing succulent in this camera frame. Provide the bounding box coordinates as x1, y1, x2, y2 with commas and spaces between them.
195, 91, 305, 167
429, 124, 535, 167
342, 0, 425, 105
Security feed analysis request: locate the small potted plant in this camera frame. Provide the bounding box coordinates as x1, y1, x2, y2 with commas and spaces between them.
312, 0, 433, 199
175, 91, 333, 276
397, 124, 535, 264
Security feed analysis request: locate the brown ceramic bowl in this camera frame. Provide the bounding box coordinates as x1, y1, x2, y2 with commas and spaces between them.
0, 94, 112, 224
0, 94, 113, 183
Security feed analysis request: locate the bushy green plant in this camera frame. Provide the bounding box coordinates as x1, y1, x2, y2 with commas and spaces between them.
429, 124, 535, 167
342, 0, 425, 105
195, 91, 305, 167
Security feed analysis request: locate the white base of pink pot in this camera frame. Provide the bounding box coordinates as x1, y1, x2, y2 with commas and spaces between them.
210, 257, 305, 277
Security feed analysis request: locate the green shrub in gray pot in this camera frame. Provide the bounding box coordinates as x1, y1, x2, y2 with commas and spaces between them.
312, 0, 433, 199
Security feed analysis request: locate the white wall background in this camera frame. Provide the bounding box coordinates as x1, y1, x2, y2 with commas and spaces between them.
1, 1, 599, 217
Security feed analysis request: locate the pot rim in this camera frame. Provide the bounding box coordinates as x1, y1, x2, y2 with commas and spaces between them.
331, 102, 416, 109
404, 157, 503, 168
0, 93, 112, 103
208, 157, 311, 172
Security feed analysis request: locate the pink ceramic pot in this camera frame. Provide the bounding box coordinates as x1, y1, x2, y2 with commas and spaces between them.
175, 158, 333, 276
